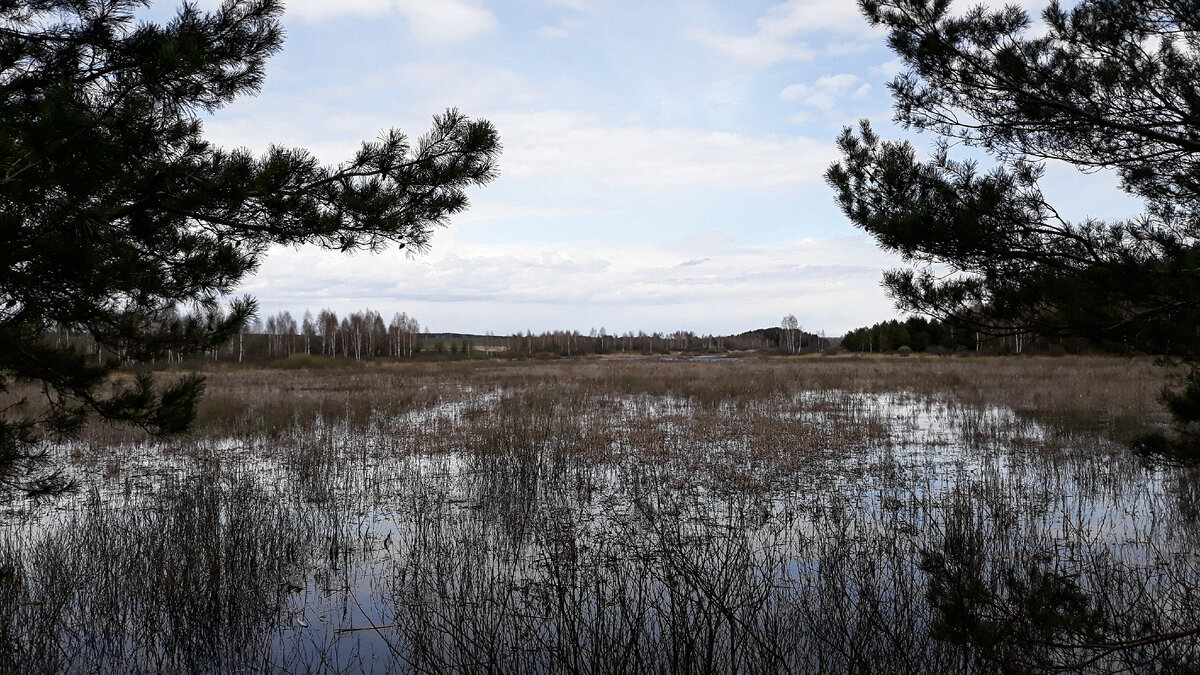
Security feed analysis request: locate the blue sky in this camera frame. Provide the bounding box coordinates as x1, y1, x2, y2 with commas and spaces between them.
166, 0, 1140, 336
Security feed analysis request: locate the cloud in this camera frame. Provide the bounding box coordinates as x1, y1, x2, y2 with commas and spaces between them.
688, 27, 817, 67
957, 0, 1051, 12
547, 0, 598, 10
494, 110, 839, 191
537, 18, 585, 40
693, 0, 1055, 68
244, 235, 903, 335
392, 0, 496, 43
205, 104, 835, 194
281, 0, 391, 19
690, 0, 880, 67
281, 0, 496, 43
382, 61, 542, 110
203, 91, 837, 206
870, 57, 905, 79
198, 58, 540, 161
750, 0, 879, 37
780, 74, 871, 112
537, 25, 571, 39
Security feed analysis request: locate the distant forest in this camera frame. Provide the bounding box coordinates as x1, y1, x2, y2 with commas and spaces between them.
839, 316, 1082, 355
43, 305, 1110, 366
45, 307, 841, 364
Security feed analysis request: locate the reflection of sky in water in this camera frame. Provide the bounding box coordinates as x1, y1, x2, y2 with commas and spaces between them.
3, 387, 1195, 669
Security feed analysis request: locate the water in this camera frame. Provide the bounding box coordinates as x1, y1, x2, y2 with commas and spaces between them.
2, 385, 1197, 672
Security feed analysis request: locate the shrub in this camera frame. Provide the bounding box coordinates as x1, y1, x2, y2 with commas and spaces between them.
276, 353, 343, 369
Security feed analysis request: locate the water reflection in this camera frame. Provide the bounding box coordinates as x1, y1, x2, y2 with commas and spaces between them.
2, 387, 1197, 672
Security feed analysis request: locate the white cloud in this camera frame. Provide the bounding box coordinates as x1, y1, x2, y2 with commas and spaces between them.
870, 57, 905, 79
281, 0, 391, 19
780, 74, 871, 112
547, 0, 598, 10
281, 0, 496, 43
537, 18, 584, 40
450, 200, 599, 224
245, 235, 903, 335
494, 110, 839, 190
538, 25, 571, 39
392, 0, 497, 44
955, 0, 1049, 12
752, 0, 880, 37
204, 100, 837, 195
786, 111, 815, 125
688, 27, 817, 67
381, 61, 542, 110
690, 0, 881, 67
693, 0, 1056, 67
198, 59, 542, 162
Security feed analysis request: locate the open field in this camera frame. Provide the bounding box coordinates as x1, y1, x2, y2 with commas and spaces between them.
2, 355, 1197, 673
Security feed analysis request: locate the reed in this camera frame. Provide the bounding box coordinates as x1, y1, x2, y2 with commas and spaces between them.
0, 355, 1194, 672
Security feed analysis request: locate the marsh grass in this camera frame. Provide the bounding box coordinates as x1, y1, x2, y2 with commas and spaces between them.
0, 470, 315, 673
1, 355, 1196, 672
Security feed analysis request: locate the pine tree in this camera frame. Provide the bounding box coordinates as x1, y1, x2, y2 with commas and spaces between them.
0, 0, 500, 493
827, 0, 1200, 452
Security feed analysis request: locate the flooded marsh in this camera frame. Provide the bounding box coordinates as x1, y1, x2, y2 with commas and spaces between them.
2, 356, 1197, 673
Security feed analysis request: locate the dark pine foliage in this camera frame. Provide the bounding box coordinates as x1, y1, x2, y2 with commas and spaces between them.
840, 315, 976, 353
827, 0, 1200, 452
0, 0, 500, 494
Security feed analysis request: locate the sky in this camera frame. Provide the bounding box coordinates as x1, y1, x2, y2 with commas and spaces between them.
154, 0, 1141, 336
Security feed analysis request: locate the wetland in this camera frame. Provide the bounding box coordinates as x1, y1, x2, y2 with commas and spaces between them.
1, 355, 1197, 673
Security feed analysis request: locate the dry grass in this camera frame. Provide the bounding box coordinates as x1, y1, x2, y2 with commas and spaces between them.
179, 354, 1173, 441
0, 354, 1195, 673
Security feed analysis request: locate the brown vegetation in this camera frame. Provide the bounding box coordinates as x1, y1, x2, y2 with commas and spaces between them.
0, 355, 1194, 672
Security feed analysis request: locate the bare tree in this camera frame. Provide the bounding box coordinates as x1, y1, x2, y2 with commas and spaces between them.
301, 311, 316, 355
277, 311, 297, 356
369, 311, 387, 358
318, 310, 338, 357
781, 314, 800, 355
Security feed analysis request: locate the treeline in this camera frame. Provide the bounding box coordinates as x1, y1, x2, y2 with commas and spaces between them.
46, 308, 426, 365
245, 309, 422, 360
741, 326, 832, 354
505, 329, 731, 357
47, 306, 848, 365
840, 316, 1062, 355
501, 324, 840, 357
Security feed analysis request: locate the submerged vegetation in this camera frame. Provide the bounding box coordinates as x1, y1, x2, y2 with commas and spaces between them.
1, 355, 1197, 672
